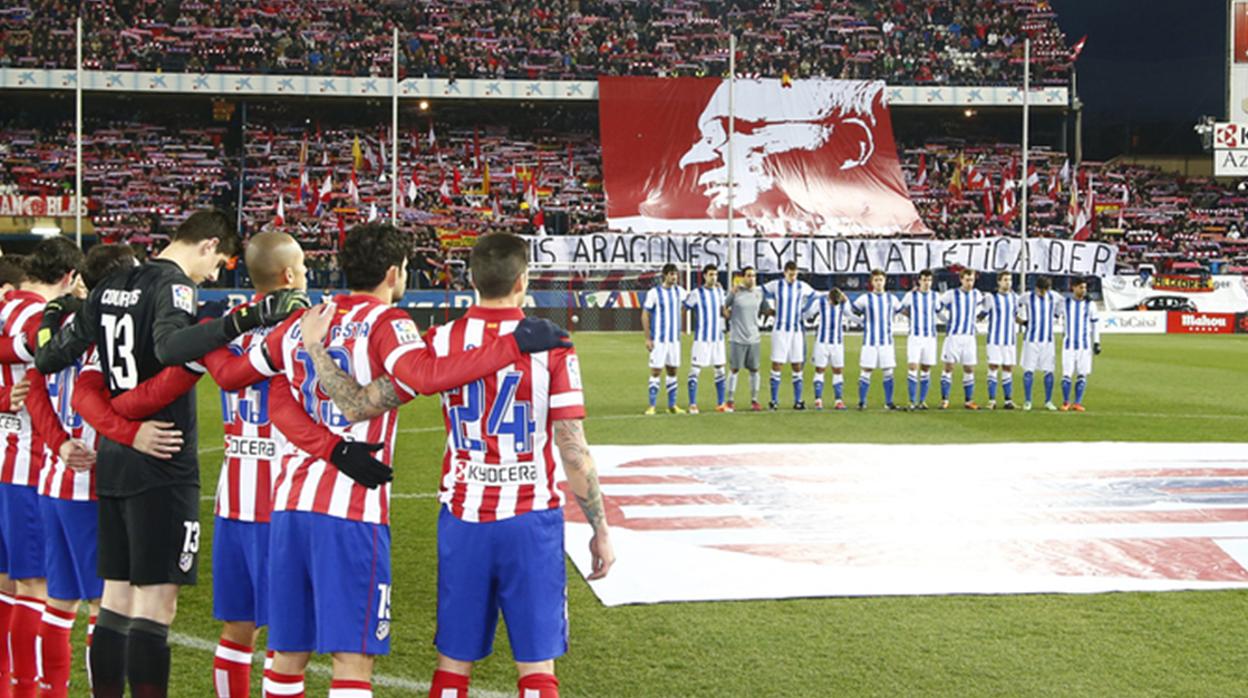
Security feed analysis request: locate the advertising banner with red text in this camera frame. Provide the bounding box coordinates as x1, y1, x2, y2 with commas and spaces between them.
599, 77, 927, 237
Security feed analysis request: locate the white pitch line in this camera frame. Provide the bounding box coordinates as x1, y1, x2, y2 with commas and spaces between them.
169, 631, 515, 698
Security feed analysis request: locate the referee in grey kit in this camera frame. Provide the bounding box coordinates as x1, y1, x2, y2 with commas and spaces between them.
722, 266, 771, 412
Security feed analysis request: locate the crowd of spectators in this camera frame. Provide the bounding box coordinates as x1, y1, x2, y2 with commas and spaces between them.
7, 112, 1248, 282
2, 0, 1072, 85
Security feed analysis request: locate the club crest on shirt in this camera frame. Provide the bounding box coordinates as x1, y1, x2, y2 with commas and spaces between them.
391, 319, 421, 345
171, 284, 195, 315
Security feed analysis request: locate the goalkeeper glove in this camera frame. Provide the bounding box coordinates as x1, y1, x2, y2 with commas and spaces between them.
329, 441, 393, 489
37, 294, 83, 348
1094, 342, 1102, 355
513, 317, 573, 354
227, 288, 311, 338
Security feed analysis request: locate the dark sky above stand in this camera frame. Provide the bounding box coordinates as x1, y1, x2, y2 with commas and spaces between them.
1049, 0, 1226, 157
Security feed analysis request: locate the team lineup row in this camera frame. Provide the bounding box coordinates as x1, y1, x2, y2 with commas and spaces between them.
642, 263, 1102, 414
0, 216, 607, 698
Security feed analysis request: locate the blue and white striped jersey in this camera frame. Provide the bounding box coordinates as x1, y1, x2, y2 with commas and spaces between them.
763, 279, 817, 333
807, 295, 850, 345
643, 284, 688, 343
1020, 291, 1060, 344
684, 285, 726, 342
851, 292, 901, 347
941, 288, 984, 336
985, 292, 1019, 346
1061, 295, 1100, 351
901, 289, 941, 338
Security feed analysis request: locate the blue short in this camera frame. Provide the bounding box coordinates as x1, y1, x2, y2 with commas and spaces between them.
435, 506, 568, 663
40, 497, 102, 601
267, 511, 391, 655
0, 484, 45, 580
213, 517, 270, 627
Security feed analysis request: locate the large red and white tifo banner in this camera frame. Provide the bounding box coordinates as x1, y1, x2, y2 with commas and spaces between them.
598, 77, 927, 237
564, 442, 1248, 606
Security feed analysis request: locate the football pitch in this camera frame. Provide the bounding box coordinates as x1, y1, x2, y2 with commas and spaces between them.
92, 333, 1248, 696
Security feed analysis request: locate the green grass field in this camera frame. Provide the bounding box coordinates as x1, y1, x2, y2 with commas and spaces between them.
72, 333, 1248, 696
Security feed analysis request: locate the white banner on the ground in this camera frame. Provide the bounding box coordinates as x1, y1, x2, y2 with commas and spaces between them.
528, 234, 1117, 276
1102, 275, 1248, 313
1098, 310, 1167, 334
564, 442, 1248, 606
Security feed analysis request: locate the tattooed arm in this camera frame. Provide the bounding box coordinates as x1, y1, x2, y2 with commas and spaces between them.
304, 339, 403, 423
555, 418, 615, 580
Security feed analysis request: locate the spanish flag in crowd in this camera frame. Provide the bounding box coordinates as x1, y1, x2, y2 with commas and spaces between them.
780, 70, 793, 88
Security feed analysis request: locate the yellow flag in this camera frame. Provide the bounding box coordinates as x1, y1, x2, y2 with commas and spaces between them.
482, 162, 490, 195
352, 136, 363, 171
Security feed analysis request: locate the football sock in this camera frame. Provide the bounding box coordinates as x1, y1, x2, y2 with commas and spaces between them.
263, 670, 305, 698
85, 614, 96, 692
906, 369, 918, 403
328, 679, 371, 697
1062, 376, 1072, 403
858, 371, 871, 405
0, 593, 13, 698
940, 370, 952, 400
918, 370, 931, 403
987, 369, 999, 400
665, 376, 677, 408
727, 372, 738, 401
813, 374, 825, 400
882, 369, 895, 404
713, 367, 726, 405
1044, 372, 1055, 402
1023, 371, 1035, 402
37, 605, 76, 698
769, 371, 781, 403
647, 376, 659, 407
428, 670, 468, 698
127, 617, 170, 698
212, 638, 253, 698
791, 374, 803, 403
1002, 371, 1014, 400
1075, 376, 1087, 404
832, 373, 844, 401
686, 370, 699, 406
11, 595, 44, 698
517, 673, 560, 698
749, 372, 760, 401
962, 375, 975, 402
90, 609, 130, 698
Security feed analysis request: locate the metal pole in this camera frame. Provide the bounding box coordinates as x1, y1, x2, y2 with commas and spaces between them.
1021, 38, 1030, 290
726, 33, 736, 280
75, 16, 83, 247
236, 102, 246, 235
392, 27, 399, 225
1073, 66, 1083, 167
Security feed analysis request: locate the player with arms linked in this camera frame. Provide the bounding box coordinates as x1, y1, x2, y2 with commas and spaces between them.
254, 224, 572, 698
34, 210, 308, 698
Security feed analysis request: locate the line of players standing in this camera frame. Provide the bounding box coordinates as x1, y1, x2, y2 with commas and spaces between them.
643, 262, 1103, 414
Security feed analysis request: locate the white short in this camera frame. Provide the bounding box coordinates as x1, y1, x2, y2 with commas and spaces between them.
906, 337, 937, 366
1062, 347, 1093, 377
941, 335, 978, 367
690, 340, 726, 368
985, 343, 1017, 367
812, 343, 845, 370
859, 344, 897, 370
648, 341, 681, 369
1020, 342, 1056, 373
770, 331, 807, 365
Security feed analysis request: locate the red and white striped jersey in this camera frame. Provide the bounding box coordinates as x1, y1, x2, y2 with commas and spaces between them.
261, 294, 424, 525
39, 340, 99, 501
0, 290, 49, 488
215, 300, 287, 523
435, 306, 586, 523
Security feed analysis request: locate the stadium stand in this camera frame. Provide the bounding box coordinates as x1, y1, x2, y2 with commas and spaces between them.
2, 0, 1071, 84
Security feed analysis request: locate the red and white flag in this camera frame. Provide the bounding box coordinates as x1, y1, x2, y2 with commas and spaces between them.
1073, 174, 1094, 240
914, 152, 928, 188
999, 177, 1017, 225
347, 169, 360, 205
1071, 35, 1088, 62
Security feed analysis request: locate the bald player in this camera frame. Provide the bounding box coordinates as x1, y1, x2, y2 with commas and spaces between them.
205, 232, 310, 696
